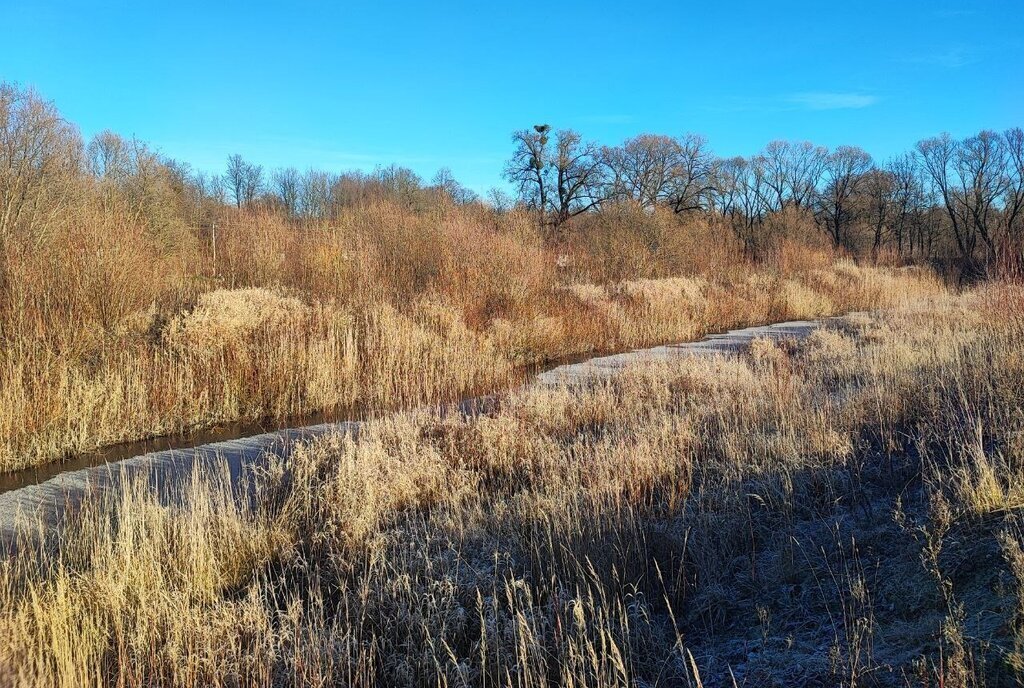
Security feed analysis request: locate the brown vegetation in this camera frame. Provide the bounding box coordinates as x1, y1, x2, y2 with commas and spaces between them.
2, 81, 1023, 686
0, 194, 942, 472
0, 83, 949, 472
1, 287, 1022, 686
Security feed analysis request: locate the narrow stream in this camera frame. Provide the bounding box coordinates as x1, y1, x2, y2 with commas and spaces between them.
0, 407, 353, 495
0, 316, 829, 500
0, 360, 563, 496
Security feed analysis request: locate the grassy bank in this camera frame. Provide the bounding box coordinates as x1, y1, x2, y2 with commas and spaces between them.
1, 285, 1021, 685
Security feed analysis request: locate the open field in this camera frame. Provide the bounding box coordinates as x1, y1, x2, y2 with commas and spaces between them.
1, 285, 1021, 686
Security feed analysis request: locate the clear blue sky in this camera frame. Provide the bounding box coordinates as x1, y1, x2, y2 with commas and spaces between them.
1, 0, 1021, 193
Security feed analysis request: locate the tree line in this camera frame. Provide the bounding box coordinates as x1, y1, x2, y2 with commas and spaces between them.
2, 81, 1021, 280
503, 124, 1024, 278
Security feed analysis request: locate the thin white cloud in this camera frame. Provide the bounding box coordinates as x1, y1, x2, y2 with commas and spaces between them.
787, 92, 879, 111
703, 92, 880, 114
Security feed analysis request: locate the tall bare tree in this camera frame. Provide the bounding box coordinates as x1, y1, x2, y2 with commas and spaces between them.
755, 140, 828, 211
816, 146, 873, 249
0, 83, 81, 242
375, 164, 423, 207
917, 131, 1016, 276
431, 167, 477, 205
603, 134, 679, 208
862, 167, 894, 257
505, 126, 605, 227
272, 167, 301, 217
664, 134, 717, 214
714, 156, 772, 255
504, 125, 552, 212
604, 134, 715, 213
86, 132, 173, 227
886, 153, 928, 256
758, 141, 790, 212
956, 130, 1009, 265
1000, 128, 1024, 251
301, 169, 337, 219
225, 154, 263, 208
86, 130, 131, 180
917, 133, 974, 268
551, 129, 606, 226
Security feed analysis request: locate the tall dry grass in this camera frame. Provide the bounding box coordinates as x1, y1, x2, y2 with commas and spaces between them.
0, 200, 945, 471
1, 286, 1021, 686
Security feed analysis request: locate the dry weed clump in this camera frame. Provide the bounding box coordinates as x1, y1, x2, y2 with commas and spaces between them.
163, 287, 310, 351
1, 287, 1021, 686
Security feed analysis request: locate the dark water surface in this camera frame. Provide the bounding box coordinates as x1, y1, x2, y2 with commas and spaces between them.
0, 315, 825, 497
0, 367, 540, 496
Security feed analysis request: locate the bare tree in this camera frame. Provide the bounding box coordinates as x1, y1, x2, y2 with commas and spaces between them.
716, 156, 753, 251
272, 167, 301, 217
755, 140, 827, 211
786, 141, 828, 209
88, 134, 167, 220
504, 126, 605, 227
225, 154, 246, 208
917, 131, 1016, 276
375, 164, 423, 207
917, 133, 975, 270
0, 83, 81, 241
715, 155, 772, 255
431, 167, 477, 205
956, 130, 1009, 265
711, 156, 741, 218
604, 134, 679, 208
551, 129, 606, 226
886, 153, 928, 257
504, 124, 552, 212
1000, 128, 1023, 250
603, 133, 716, 213
225, 154, 263, 208
300, 168, 336, 219
169, 165, 224, 229
86, 130, 131, 180
486, 187, 513, 212
758, 141, 790, 211
331, 170, 373, 209
862, 167, 894, 257
816, 146, 873, 249
195, 171, 226, 205
749, 154, 783, 214
664, 134, 717, 214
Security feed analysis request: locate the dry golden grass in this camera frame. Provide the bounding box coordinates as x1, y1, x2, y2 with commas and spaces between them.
1, 285, 1021, 686
0, 201, 946, 472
